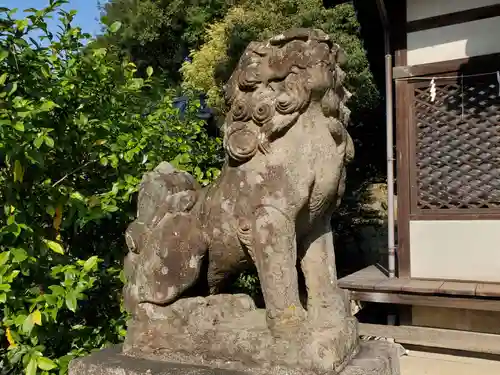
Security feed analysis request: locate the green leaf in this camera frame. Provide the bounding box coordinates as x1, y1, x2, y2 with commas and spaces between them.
128, 78, 144, 90
37, 357, 57, 371
44, 136, 54, 148
48, 285, 65, 296
7, 214, 15, 225
6, 270, 20, 282
34, 136, 44, 149
57, 355, 73, 372
39, 100, 57, 112
65, 290, 77, 312
26, 357, 37, 375
11, 248, 28, 263
70, 191, 84, 201
0, 251, 9, 266
14, 314, 26, 326
0, 293, 6, 303
0, 284, 11, 291
15, 19, 29, 32
146, 66, 153, 77
0, 49, 8, 62
44, 294, 57, 305
8, 82, 18, 96
109, 21, 122, 33
0, 72, 7, 85
13, 121, 24, 131
13, 160, 24, 183
83, 256, 98, 272
32, 310, 42, 326
3, 223, 21, 237
22, 314, 34, 334
43, 239, 64, 254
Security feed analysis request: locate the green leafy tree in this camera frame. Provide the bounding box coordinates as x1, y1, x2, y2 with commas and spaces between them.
0, 2, 222, 374
98, 0, 232, 84
181, 1, 378, 112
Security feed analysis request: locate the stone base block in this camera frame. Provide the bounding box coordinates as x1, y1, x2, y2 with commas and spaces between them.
69, 341, 400, 375
122, 295, 359, 374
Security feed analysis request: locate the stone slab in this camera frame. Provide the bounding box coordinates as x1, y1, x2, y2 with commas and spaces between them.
69, 341, 400, 375
69, 346, 243, 375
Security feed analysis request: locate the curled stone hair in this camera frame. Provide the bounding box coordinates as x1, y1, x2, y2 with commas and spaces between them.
223, 28, 352, 164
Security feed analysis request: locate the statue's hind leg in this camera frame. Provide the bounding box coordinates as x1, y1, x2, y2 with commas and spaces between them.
244, 205, 306, 337
300, 219, 349, 327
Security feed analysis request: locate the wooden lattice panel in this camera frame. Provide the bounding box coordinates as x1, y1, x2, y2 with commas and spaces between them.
413, 75, 500, 209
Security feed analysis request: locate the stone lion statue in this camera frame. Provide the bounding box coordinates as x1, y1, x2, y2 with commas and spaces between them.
123, 28, 354, 337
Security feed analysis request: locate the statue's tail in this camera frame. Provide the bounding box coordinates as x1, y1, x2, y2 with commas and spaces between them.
126, 162, 200, 253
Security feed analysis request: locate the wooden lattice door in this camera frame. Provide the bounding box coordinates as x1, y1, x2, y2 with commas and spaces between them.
409, 73, 500, 215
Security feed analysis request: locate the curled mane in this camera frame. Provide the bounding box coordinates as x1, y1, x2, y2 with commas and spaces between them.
222, 29, 352, 165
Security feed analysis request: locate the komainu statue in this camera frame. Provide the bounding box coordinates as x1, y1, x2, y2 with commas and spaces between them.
114, 29, 399, 375
125, 27, 353, 326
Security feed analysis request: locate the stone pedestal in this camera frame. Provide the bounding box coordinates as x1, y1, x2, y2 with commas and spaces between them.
121, 295, 361, 375
69, 295, 400, 375
69, 341, 400, 375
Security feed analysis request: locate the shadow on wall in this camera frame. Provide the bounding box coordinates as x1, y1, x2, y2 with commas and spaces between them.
407, 15, 500, 66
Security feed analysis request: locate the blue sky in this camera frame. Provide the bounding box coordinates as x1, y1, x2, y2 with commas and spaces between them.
2, 0, 104, 36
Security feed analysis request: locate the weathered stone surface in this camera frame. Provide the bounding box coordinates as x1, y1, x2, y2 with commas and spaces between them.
123, 295, 359, 374
69, 346, 245, 375
104, 27, 402, 375
342, 341, 401, 375
69, 341, 400, 375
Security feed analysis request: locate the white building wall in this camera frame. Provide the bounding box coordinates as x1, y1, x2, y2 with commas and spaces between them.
407, 0, 500, 21
409, 220, 500, 282
406, 0, 500, 65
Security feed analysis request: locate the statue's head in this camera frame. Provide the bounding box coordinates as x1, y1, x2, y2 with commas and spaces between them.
223, 28, 353, 164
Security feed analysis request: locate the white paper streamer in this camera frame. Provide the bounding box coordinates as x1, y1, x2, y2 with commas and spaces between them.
430, 78, 436, 102
497, 71, 500, 96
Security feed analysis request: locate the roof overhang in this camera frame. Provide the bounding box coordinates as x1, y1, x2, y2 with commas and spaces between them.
323, 0, 404, 93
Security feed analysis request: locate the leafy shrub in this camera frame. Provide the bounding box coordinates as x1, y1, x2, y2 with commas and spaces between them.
0, 2, 222, 374
181, 1, 379, 114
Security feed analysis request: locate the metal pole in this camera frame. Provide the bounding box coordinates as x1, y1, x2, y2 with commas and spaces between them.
385, 54, 396, 279
376, 0, 396, 279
